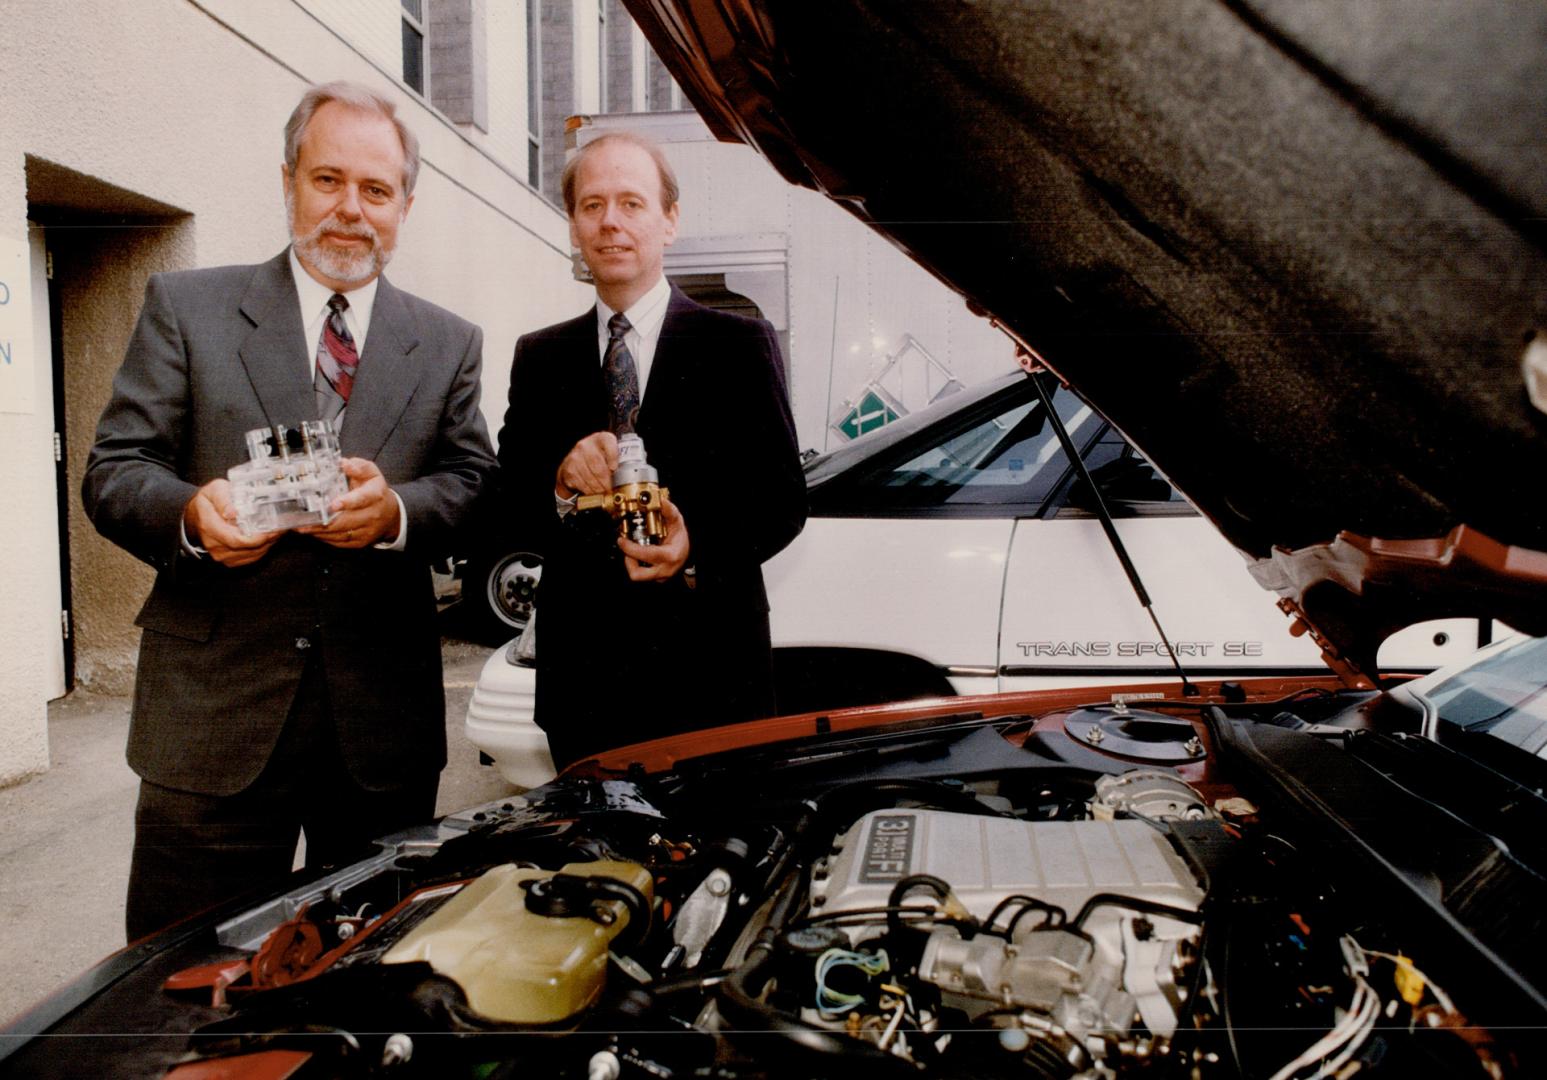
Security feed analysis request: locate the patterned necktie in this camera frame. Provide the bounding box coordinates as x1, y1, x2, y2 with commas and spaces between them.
602, 312, 641, 435
314, 293, 358, 422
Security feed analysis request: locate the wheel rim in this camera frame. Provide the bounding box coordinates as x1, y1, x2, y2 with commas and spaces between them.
484, 552, 543, 631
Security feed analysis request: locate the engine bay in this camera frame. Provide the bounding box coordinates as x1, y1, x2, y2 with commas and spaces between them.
101, 690, 1524, 1080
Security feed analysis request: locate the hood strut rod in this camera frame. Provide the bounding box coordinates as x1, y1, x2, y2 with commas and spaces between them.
1021, 361, 1199, 697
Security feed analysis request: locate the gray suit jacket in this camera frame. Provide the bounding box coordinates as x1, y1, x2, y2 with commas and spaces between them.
83, 252, 495, 796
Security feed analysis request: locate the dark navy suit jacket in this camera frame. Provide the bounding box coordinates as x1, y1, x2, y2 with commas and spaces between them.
498, 286, 806, 764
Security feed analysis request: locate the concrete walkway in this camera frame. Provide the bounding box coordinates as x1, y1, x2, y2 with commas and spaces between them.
0, 634, 513, 1024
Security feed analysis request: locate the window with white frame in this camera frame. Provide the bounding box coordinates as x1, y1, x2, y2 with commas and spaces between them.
526, 0, 542, 188
597, 1, 609, 113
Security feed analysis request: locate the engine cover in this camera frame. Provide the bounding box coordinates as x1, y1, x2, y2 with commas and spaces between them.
810, 809, 1203, 930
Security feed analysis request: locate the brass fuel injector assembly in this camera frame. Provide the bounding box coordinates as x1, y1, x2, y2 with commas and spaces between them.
577, 434, 669, 545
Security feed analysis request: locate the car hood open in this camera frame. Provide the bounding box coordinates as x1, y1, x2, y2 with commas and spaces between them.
623, 0, 1547, 678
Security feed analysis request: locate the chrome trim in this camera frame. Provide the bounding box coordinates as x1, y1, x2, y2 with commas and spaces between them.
998, 665, 1339, 678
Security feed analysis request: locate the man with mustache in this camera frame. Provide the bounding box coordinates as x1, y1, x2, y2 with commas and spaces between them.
84, 81, 496, 939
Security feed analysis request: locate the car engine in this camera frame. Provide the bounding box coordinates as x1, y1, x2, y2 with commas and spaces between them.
807, 810, 1204, 1053
145, 730, 1500, 1080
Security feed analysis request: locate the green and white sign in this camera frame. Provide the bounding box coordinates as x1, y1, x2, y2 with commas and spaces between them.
835, 390, 900, 440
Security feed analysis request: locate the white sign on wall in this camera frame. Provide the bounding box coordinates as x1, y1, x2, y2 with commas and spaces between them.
0, 236, 36, 414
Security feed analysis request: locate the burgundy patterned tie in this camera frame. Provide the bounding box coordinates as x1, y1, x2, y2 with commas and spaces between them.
602, 312, 641, 435
314, 293, 358, 422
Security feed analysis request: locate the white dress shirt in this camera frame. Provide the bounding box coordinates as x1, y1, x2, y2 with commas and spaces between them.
594, 274, 671, 389
287, 250, 404, 549
289, 249, 378, 372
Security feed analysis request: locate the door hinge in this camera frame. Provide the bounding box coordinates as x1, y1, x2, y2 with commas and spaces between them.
53, 431, 62, 463
45, 250, 53, 280
61, 609, 71, 641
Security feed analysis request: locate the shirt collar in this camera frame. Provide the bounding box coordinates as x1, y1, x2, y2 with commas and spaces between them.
289, 247, 379, 342
596, 274, 671, 341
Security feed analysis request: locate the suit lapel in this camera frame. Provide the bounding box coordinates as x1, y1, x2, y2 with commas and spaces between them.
341, 276, 421, 460
566, 306, 603, 391
642, 286, 699, 419
236, 253, 313, 427
551, 308, 606, 430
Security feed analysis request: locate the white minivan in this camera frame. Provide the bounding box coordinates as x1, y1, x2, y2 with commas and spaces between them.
467, 372, 1489, 786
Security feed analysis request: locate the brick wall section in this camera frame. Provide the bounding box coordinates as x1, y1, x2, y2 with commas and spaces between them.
646, 50, 676, 111
429, 0, 489, 130
539, 0, 577, 199
605, 0, 635, 112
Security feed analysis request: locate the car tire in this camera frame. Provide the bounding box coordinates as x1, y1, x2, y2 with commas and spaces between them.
465, 550, 543, 644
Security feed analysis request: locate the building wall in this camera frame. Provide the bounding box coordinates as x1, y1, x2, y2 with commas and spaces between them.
482, 1, 529, 176
0, 209, 54, 785
789, 191, 1014, 454
573, 0, 602, 116
50, 212, 197, 696
294, 0, 403, 79
0, 0, 589, 786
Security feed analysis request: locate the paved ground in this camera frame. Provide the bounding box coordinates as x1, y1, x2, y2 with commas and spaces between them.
0, 618, 512, 1024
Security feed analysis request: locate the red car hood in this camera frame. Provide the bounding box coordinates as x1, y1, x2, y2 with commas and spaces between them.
572, 672, 1358, 776
623, 0, 1547, 679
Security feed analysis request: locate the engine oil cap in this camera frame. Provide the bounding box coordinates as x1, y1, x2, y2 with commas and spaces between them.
779, 924, 850, 958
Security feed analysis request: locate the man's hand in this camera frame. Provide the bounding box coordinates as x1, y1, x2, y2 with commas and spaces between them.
618, 496, 690, 582
298, 458, 402, 549
555, 431, 619, 498
184, 478, 281, 567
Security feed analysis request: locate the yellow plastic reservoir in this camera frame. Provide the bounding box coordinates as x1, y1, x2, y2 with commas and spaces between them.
381, 860, 653, 1023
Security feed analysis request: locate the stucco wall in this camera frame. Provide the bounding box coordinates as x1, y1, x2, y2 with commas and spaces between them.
293, 0, 404, 81
0, 218, 54, 785
0, 0, 588, 785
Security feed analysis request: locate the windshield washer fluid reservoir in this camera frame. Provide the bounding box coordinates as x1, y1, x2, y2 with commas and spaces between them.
382, 859, 652, 1023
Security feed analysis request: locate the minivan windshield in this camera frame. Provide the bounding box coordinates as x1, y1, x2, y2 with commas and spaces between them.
1427, 636, 1547, 756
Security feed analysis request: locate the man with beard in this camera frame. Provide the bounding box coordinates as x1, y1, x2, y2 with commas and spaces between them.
83, 81, 495, 939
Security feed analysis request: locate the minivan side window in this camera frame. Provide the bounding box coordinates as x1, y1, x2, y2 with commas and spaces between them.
844, 386, 1095, 511
1052, 428, 1190, 517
